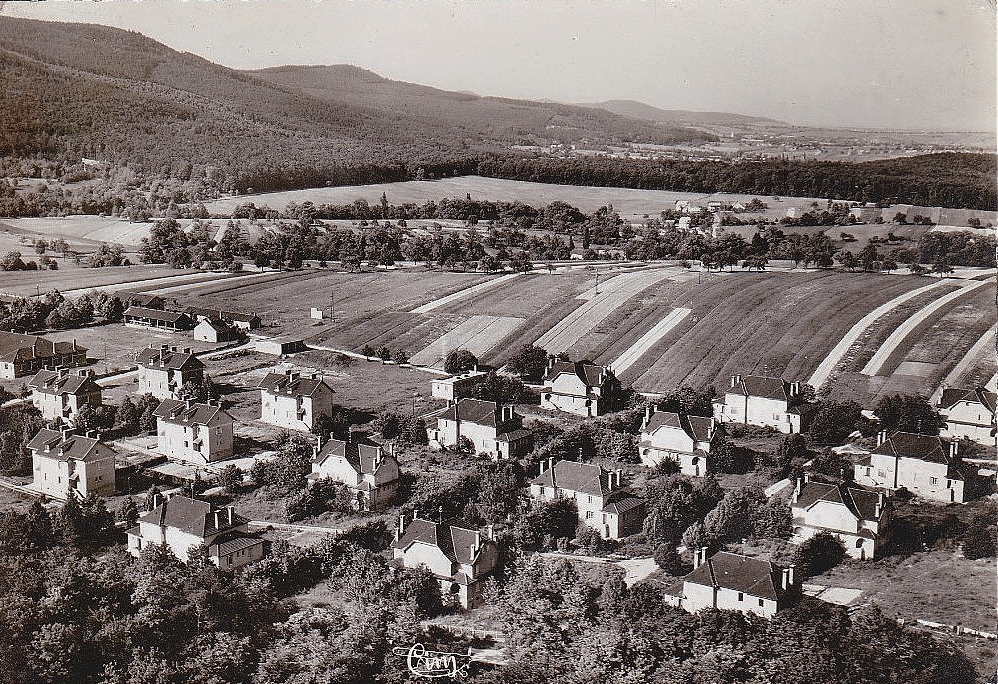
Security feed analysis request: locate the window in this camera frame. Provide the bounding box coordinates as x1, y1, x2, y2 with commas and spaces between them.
946, 479, 952, 489
876, 470, 885, 478
930, 477, 938, 486
585, 511, 594, 520
865, 467, 871, 476
737, 592, 744, 601
773, 413, 781, 420
758, 598, 765, 607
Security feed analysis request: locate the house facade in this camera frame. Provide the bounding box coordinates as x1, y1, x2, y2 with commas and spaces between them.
853, 430, 973, 503
258, 369, 335, 431
137, 345, 205, 400
639, 407, 723, 476
427, 398, 532, 459
126, 494, 264, 569
937, 387, 996, 445
663, 549, 798, 619
391, 515, 499, 608
28, 428, 116, 499
712, 374, 805, 433
185, 306, 261, 331
27, 368, 103, 421
310, 437, 399, 511
529, 459, 645, 539
540, 359, 622, 417
0, 332, 89, 379
430, 370, 487, 403
791, 475, 889, 560
154, 399, 234, 463
193, 318, 240, 343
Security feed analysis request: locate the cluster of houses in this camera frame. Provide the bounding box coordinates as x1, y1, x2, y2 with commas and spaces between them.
9, 290, 996, 613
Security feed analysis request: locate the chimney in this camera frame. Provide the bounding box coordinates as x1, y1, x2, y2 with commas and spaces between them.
877, 430, 887, 447
152, 493, 161, 509
161, 344, 169, 351
730, 375, 738, 388
644, 405, 651, 427
949, 440, 958, 458
792, 477, 802, 503
791, 381, 800, 395
475, 531, 481, 551
707, 417, 715, 440
786, 565, 796, 588
227, 506, 234, 525
693, 546, 708, 569
413, 508, 419, 521
548, 457, 554, 472
396, 514, 407, 541
875, 492, 884, 518
213, 510, 221, 529
487, 523, 494, 540
606, 470, 613, 492
614, 470, 622, 488
781, 567, 790, 590
183, 347, 192, 354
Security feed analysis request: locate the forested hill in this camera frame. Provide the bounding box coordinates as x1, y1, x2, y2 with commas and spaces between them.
0, 17, 711, 190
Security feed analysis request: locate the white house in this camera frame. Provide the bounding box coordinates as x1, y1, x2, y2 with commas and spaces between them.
663, 549, 798, 619
529, 459, 645, 540
27, 368, 102, 422
712, 374, 806, 434
540, 359, 622, 417
853, 430, 977, 504
153, 399, 234, 463
193, 318, 240, 343
258, 369, 336, 432
28, 428, 116, 499
391, 514, 499, 608
791, 475, 890, 560
310, 436, 399, 511
427, 398, 532, 459
430, 370, 487, 404
126, 494, 264, 569
639, 407, 723, 476
937, 387, 996, 446
137, 345, 205, 400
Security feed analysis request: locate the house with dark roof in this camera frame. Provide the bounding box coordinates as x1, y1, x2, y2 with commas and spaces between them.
137, 345, 205, 399
791, 475, 890, 560
27, 368, 102, 421
193, 318, 240, 343
540, 359, 623, 417
123, 306, 194, 331
310, 436, 399, 510
937, 386, 996, 445
663, 549, 799, 619
259, 368, 335, 432
126, 293, 166, 310
28, 428, 116, 499
427, 398, 532, 460
530, 459, 645, 539
154, 399, 234, 463
0, 331, 89, 379
853, 430, 977, 503
126, 494, 263, 569
639, 406, 724, 476
184, 306, 261, 330
391, 514, 499, 608
712, 374, 807, 433
430, 370, 487, 404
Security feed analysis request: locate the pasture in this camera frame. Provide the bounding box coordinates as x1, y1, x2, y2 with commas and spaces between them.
0, 263, 239, 298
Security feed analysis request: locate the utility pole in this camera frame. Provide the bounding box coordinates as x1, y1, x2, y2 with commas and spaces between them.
594, 268, 600, 296
329, 291, 334, 323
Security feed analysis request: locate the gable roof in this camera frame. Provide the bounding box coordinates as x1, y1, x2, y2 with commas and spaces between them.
0, 331, 87, 363
531, 460, 611, 497
602, 494, 644, 515
137, 346, 204, 371
391, 518, 488, 566
185, 306, 260, 324
939, 387, 997, 414
544, 360, 615, 387
194, 318, 235, 333
153, 399, 231, 427
27, 370, 102, 396
124, 306, 190, 324
731, 376, 794, 401
128, 294, 165, 308
438, 398, 503, 427
313, 437, 391, 474
873, 431, 952, 465
138, 495, 249, 538
684, 551, 785, 601
793, 480, 881, 521
644, 411, 716, 442
27, 429, 114, 463
258, 371, 333, 397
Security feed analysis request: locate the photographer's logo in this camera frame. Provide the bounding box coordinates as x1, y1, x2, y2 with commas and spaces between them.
392, 643, 471, 679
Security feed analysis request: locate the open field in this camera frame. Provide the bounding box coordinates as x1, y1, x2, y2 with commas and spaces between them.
0, 263, 248, 299
609, 307, 691, 374
410, 315, 523, 369
179, 269, 493, 338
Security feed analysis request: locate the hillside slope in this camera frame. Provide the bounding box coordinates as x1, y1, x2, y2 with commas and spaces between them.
581, 99, 782, 127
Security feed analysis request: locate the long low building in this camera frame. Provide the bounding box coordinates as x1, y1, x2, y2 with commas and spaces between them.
124, 306, 194, 331
0, 332, 89, 379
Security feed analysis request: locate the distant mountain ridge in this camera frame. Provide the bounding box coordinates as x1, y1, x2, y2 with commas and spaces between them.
581, 99, 784, 127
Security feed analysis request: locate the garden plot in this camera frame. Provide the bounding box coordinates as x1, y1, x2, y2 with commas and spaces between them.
861, 277, 996, 376
411, 273, 520, 313
410, 315, 523, 368
944, 326, 997, 389
535, 267, 680, 353
609, 307, 691, 375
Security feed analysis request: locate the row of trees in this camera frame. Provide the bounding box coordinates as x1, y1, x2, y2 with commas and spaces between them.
0, 289, 124, 333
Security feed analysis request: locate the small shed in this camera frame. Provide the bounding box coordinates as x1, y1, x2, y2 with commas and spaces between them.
194, 318, 239, 343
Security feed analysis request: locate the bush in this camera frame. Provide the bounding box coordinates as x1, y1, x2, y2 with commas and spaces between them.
961, 510, 997, 559
794, 532, 846, 577
653, 543, 687, 575
218, 464, 243, 493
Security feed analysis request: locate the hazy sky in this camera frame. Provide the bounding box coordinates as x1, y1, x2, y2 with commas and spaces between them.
3, 0, 996, 131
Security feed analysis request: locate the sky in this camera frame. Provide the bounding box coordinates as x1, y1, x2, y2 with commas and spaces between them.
2, 0, 996, 131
